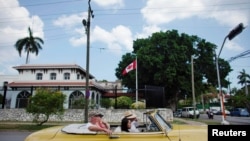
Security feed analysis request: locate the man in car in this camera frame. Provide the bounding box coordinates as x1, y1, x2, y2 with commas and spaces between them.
86, 111, 112, 135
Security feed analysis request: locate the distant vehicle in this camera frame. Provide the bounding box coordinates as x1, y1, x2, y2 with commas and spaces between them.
212, 109, 230, 115
173, 109, 182, 117
210, 109, 219, 114
206, 110, 213, 119
181, 107, 200, 118
230, 108, 250, 117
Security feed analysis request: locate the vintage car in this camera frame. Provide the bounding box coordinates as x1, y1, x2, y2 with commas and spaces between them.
24, 109, 207, 141
181, 107, 200, 119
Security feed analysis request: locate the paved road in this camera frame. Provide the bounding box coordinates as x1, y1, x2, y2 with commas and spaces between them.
0, 131, 32, 141
1, 115, 250, 141
200, 113, 250, 125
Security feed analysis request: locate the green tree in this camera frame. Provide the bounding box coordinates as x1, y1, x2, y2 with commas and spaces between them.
237, 69, 250, 96
15, 27, 44, 64
116, 30, 232, 109
26, 88, 66, 126
229, 89, 250, 113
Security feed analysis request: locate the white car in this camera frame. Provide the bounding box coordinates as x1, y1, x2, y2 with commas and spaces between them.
181, 107, 200, 118
211, 109, 230, 115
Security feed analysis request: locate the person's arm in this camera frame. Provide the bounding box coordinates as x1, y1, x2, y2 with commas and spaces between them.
102, 120, 110, 129
88, 125, 112, 135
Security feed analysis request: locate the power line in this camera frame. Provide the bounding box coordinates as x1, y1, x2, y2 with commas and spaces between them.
228, 50, 250, 62
1, 1, 250, 22
0, 0, 83, 8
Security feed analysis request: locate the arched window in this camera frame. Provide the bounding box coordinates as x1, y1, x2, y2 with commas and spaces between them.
69, 91, 84, 109
16, 91, 31, 108
36, 73, 43, 80
91, 92, 98, 108
64, 73, 70, 80
91, 92, 95, 101
50, 73, 56, 80
96, 93, 99, 105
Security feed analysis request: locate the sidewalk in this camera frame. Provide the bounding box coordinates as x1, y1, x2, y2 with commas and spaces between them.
174, 118, 207, 126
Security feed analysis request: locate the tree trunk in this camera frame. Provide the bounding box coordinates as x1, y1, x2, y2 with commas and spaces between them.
26, 47, 30, 64
244, 82, 248, 96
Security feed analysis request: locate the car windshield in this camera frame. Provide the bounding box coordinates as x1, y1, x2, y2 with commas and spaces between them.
241, 108, 247, 112
155, 112, 172, 132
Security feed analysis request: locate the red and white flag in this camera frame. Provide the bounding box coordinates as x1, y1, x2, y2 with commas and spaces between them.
122, 60, 136, 75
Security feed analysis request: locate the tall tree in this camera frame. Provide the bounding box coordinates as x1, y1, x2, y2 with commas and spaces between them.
237, 69, 250, 96
116, 30, 232, 109
15, 27, 44, 64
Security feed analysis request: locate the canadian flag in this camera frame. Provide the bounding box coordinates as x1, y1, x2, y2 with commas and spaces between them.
122, 60, 136, 75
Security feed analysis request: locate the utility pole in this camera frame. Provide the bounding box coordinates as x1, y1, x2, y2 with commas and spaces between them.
82, 0, 94, 123
2, 82, 8, 109
191, 56, 196, 119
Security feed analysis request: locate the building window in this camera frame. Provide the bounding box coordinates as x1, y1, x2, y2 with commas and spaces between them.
31, 69, 35, 74
50, 73, 56, 80
36, 73, 43, 80
16, 91, 31, 108
69, 91, 84, 109
64, 73, 70, 80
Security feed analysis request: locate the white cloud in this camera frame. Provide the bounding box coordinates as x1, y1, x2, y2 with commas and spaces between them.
92, 25, 133, 54
53, 12, 87, 28
225, 41, 244, 52
69, 35, 86, 47
141, 0, 205, 25
135, 25, 161, 39
68, 24, 133, 55
141, 0, 249, 27
0, 0, 44, 72
92, 0, 124, 9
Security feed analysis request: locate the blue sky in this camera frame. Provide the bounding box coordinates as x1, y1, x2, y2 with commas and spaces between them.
0, 0, 249, 91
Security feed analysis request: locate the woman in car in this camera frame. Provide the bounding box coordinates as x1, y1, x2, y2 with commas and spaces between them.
121, 117, 132, 132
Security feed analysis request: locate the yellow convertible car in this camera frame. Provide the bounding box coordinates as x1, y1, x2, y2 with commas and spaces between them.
24, 110, 207, 141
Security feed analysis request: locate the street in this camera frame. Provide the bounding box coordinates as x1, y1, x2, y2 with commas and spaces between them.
0, 131, 32, 141
1, 115, 250, 141
200, 114, 250, 125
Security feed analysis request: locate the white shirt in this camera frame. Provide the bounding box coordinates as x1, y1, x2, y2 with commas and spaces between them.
129, 120, 140, 132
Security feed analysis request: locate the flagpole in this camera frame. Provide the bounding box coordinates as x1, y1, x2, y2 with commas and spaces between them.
136, 56, 138, 104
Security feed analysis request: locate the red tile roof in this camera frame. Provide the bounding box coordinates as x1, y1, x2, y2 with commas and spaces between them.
7, 81, 106, 90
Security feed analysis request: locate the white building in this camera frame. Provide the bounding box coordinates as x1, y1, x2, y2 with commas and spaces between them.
0, 64, 122, 109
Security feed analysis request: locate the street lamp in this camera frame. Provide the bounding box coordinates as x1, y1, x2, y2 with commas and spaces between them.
82, 0, 94, 123
216, 23, 245, 125
191, 55, 197, 119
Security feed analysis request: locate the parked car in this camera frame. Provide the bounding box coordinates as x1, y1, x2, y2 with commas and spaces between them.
210, 109, 219, 115
173, 109, 182, 117
181, 107, 200, 118
24, 109, 207, 141
230, 108, 250, 117
213, 109, 230, 115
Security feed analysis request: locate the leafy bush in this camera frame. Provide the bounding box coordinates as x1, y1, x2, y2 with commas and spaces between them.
111, 96, 133, 109
130, 101, 146, 109
101, 98, 112, 108
26, 88, 66, 126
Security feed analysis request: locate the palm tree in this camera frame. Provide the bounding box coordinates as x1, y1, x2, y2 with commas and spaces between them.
15, 27, 44, 64
237, 69, 250, 96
